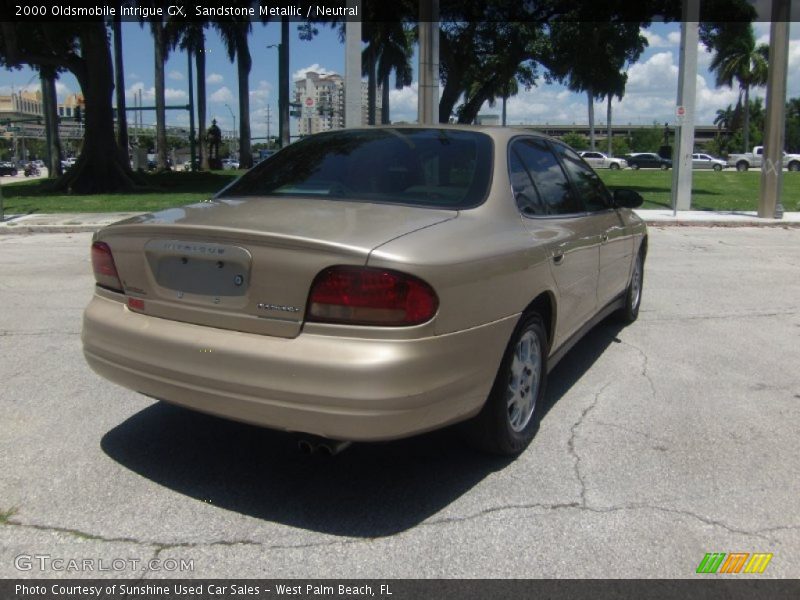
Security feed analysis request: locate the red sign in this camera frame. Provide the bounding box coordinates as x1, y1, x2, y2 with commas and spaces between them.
676, 106, 685, 117
305, 97, 314, 107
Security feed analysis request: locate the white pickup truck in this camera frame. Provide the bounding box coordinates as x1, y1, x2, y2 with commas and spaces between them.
727, 146, 800, 172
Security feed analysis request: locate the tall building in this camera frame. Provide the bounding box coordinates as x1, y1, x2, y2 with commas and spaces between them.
294, 71, 381, 136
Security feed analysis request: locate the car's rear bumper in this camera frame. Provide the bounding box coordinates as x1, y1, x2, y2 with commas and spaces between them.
82, 294, 517, 441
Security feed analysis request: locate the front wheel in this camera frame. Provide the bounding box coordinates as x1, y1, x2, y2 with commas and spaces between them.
736, 161, 749, 172
631, 164, 640, 170
788, 161, 800, 172
617, 251, 644, 323
713, 164, 722, 172
463, 314, 548, 455
660, 164, 669, 170
609, 162, 620, 170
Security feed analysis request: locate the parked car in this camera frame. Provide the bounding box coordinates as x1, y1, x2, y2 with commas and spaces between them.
82, 126, 647, 456
726, 145, 800, 172
691, 153, 726, 171
222, 158, 240, 170
0, 162, 18, 176
578, 151, 628, 170
625, 153, 672, 170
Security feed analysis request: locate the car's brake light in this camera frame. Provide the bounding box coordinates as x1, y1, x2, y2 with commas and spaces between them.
307, 266, 438, 326
91, 241, 124, 293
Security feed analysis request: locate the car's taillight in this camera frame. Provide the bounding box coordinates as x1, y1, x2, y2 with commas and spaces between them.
91, 241, 124, 293
307, 266, 438, 326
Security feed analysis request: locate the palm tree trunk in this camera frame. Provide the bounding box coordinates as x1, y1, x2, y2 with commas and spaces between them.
742, 85, 750, 153
587, 87, 595, 151
236, 26, 253, 170
607, 95, 613, 155
381, 71, 390, 124
40, 68, 62, 177
112, 13, 128, 163
196, 38, 207, 170
153, 23, 168, 170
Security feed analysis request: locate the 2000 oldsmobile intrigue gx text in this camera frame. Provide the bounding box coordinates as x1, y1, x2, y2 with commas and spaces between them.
82, 126, 647, 455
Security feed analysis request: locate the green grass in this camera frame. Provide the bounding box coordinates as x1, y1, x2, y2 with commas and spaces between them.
1, 168, 797, 214
1, 170, 243, 214
598, 169, 800, 212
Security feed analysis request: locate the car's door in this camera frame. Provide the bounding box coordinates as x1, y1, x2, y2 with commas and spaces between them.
509, 137, 599, 349
552, 142, 634, 310
582, 152, 602, 169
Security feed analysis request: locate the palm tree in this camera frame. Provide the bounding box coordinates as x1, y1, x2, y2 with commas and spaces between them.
709, 26, 769, 153
714, 104, 736, 132
215, 18, 253, 169
148, 16, 170, 171
375, 23, 414, 125
168, 22, 208, 169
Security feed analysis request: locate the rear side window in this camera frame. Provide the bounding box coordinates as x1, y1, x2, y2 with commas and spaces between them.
552, 143, 613, 212
509, 138, 581, 216
219, 128, 493, 209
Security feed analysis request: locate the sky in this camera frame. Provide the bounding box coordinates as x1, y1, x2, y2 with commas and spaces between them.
0, 20, 798, 140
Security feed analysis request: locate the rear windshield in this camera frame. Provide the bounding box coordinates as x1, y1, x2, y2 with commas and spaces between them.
219, 128, 493, 209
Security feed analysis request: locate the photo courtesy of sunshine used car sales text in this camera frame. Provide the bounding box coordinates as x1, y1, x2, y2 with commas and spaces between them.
14, 583, 392, 597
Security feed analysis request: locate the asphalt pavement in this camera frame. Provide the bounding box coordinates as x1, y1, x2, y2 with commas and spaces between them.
0, 228, 798, 578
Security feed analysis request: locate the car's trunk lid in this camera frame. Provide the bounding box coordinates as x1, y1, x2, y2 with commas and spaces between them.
98, 197, 456, 338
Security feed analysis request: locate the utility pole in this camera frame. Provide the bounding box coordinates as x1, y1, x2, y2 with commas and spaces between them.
265, 105, 272, 148
670, 0, 699, 214
758, 0, 791, 219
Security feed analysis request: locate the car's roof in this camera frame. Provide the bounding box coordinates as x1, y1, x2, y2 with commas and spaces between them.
318, 124, 562, 145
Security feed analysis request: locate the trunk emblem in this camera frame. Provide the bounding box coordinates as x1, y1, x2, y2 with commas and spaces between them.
177, 291, 184, 299
234, 275, 244, 286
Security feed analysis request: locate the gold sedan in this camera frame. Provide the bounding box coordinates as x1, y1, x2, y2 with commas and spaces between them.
82, 126, 647, 455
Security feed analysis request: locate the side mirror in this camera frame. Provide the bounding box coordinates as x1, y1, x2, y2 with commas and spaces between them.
613, 189, 644, 209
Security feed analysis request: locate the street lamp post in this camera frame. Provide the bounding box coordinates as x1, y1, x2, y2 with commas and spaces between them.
266, 43, 285, 147
225, 103, 237, 158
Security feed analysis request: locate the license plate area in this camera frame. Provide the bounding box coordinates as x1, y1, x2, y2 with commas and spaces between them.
145, 239, 251, 297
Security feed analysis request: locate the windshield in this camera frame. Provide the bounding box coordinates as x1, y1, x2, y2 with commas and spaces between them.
219, 128, 493, 209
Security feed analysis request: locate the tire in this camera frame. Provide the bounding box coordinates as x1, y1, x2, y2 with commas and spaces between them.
463, 314, 548, 455
660, 163, 669, 170
713, 164, 722, 172
609, 162, 620, 170
617, 250, 644, 323
788, 161, 800, 172
736, 161, 749, 172
631, 164, 640, 170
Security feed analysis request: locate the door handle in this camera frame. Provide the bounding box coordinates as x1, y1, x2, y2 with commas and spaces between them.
552, 252, 564, 265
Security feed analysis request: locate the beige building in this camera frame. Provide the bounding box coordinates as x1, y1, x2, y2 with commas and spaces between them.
0, 89, 85, 121
294, 71, 381, 136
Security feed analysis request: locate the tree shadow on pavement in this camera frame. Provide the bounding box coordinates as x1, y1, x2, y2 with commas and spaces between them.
101, 317, 626, 538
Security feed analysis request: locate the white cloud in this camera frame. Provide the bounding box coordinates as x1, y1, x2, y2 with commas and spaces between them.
168, 70, 184, 81
206, 73, 224, 85
209, 86, 235, 103
125, 82, 187, 102
129, 72, 140, 81
644, 31, 672, 48
249, 80, 272, 107
667, 31, 682, 45
293, 64, 336, 81
387, 82, 418, 123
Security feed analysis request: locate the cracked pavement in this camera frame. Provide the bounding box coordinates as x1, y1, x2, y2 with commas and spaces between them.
1, 228, 799, 578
